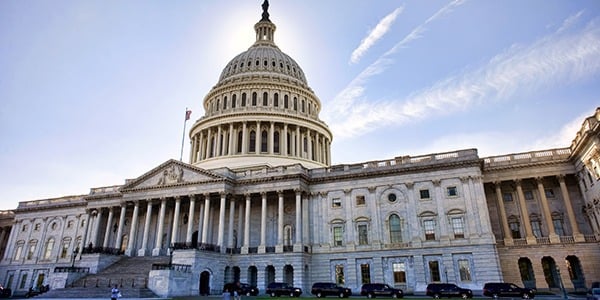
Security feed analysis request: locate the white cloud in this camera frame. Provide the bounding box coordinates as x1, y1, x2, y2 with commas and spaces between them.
350, 7, 404, 64
327, 17, 600, 140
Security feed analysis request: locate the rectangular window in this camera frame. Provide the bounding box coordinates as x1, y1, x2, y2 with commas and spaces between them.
34, 223, 40, 231
524, 190, 534, 200
14, 245, 22, 261
446, 186, 458, 197
451, 217, 465, 239
545, 188, 555, 198
393, 262, 406, 283
333, 226, 343, 246
553, 219, 565, 236
60, 242, 69, 259
458, 259, 472, 282
510, 222, 521, 239
335, 265, 345, 285
503, 192, 513, 202
429, 261, 441, 282
531, 221, 542, 238
332, 198, 342, 208
19, 274, 27, 289
356, 195, 365, 206
420, 189, 430, 199
26, 245, 36, 260
424, 220, 436, 240
358, 224, 368, 245
360, 264, 371, 284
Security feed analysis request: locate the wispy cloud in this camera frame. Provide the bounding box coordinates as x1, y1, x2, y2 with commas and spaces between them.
327, 0, 467, 119
349, 6, 404, 64
326, 12, 600, 140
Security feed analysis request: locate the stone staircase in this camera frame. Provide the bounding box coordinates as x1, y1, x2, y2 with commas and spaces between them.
38, 256, 170, 298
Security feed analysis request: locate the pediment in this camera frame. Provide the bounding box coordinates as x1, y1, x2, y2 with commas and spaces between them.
121, 159, 223, 191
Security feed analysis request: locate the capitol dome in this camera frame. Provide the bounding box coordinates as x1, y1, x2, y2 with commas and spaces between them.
188, 0, 333, 170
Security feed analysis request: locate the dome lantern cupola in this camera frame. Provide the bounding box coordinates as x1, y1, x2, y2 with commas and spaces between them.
188, 1, 333, 170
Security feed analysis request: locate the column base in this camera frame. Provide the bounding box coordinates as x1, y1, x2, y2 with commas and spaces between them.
275, 245, 283, 253
241, 246, 249, 254
138, 248, 149, 256
573, 233, 585, 242
293, 244, 303, 252
526, 236, 537, 244
549, 233, 560, 244
503, 238, 514, 246
152, 248, 163, 256
258, 245, 266, 254
124, 248, 134, 257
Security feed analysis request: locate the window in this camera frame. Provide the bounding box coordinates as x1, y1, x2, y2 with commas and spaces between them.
274, 132, 280, 153
424, 220, 436, 240
429, 261, 441, 282
335, 265, 345, 285
451, 217, 465, 239
284, 225, 292, 246
27, 243, 36, 260
249, 131, 256, 153
392, 262, 406, 283
274, 93, 279, 107
14, 244, 23, 260
284, 95, 289, 108
242, 93, 247, 106
261, 130, 268, 152
531, 219, 542, 238
67, 220, 74, 228
420, 189, 430, 199
60, 240, 70, 259
545, 188, 555, 198
232, 94, 237, 108
252, 92, 257, 106
360, 264, 371, 284
509, 220, 521, 239
34, 223, 41, 231
503, 192, 513, 202
43, 238, 54, 260
389, 214, 403, 243
358, 224, 368, 245
223, 96, 228, 109
458, 259, 472, 281
446, 186, 458, 197
333, 227, 343, 246
263, 92, 268, 106
19, 274, 27, 289
332, 198, 342, 208
356, 195, 365, 206
388, 193, 397, 202
524, 190, 534, 200
553, 217, 565, 236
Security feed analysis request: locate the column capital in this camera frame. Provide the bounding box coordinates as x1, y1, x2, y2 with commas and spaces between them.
188, 194, 197, 201
514, 178, 523, 186
432, 179, 441, 186
343, 189, 352, 195
460, 176, 470, 183
557, 174, 567, 182
535, 176, 545, 184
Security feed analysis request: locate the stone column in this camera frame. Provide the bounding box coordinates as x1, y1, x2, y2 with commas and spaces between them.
242, 122, 248, 154
217, 193, 227, 251
228, 123, 235, 156
294, 191, 302, 249
536, 177, 559, 242
198, 131, 205, 161
283, 124, 288, 156
259, 192, 267, 252
277, 191, 284, 247
243, 194, 251, 253
139, 200, 153, 256
114, 204, 127, 250
515, 179, 535, 243
256, 121, 261, 153
269, 122, 275, 154
126, 201, 140, 256
237, 201, 244, 248
153, 198, 167, 256
296, 126, 301, 158
1, 225, 16, 261
186, 195, 196, 244
307, 131, 313, 160
91, 209, 103, 248
216, 126, 223, 156
202, 194, 211, 244
81, 210, 92, 253
558, 175, 584, 241
171, 196, 181, 245
228, 197, 236, 249
197, 199, 205, 244
103, 207, 114, 248
494, 182, 513, 244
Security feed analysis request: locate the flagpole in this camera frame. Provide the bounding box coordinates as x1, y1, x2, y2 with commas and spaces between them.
180, 107, 190, 162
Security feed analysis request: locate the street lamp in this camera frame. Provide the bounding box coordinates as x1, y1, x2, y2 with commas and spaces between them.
555, 266, 568, 300
71, 247, 79, 268
168, 246, 174, 268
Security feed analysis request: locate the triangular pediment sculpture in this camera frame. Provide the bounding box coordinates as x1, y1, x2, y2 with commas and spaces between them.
120, 159, 223, 191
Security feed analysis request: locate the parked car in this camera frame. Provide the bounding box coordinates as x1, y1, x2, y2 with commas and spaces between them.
587, 288, 600, 300
360, 283, 403, 298
426, 283, 473, 299
311, 282, 352, 298
0, 286, 11, 299
266, 282, 302, 297
482, 282, 535, 299
224, 282, 259, 296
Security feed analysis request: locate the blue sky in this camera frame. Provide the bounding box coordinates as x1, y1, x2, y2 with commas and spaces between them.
1, 0, 599, 210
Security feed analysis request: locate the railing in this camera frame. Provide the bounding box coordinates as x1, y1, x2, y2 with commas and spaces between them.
152, 263, 192, 273
483, 148, 571, 168
54, 266, 90, 273
536, 237, 551, 244
72, 277, 148, 288
81, 246, 124, 255
559, 236, 575, 243
513, 238, 528, 246
283, 245, 293, 252
584, 234, 597, 242
497, 235, 598, 246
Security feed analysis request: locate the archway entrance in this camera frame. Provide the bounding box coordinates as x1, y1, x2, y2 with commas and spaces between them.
566, 255, 585, 290
542, 257, 558, 289
518, 257, 535, 288
200, 271, 211, 295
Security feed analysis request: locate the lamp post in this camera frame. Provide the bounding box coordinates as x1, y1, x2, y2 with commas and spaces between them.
71, 247, 79, 268
168, 246, 173, 269
555, 266, 568, 300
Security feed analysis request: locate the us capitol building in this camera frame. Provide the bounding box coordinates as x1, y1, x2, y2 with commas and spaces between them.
0, 2, 599, 298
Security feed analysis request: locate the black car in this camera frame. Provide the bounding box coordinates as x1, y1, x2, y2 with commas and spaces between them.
311, 282, 352, 298
266, 282, 302, 297
0, 287, 11, 299
360, 283, 404, 298
482, 282, 535, 299
225, 282, 259, 296
426, 283, 473, 299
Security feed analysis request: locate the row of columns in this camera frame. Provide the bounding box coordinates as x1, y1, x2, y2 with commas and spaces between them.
189, 121, 331, 165
493, 175, 583, 245
85, 191, 305, 257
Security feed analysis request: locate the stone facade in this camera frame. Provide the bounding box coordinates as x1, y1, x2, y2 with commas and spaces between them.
0, 1, 599, 298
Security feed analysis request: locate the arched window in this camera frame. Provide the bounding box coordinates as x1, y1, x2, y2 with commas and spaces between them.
232, 94, 237, 108
274, 93, 279, 107
242, 93, 247, 106
293, 97, 298, 110
284, 95, 289, 108
284, 225, 293, 246
389, 214, 402, 243
263, 92, 268, 106
216, 99, 220, 111
261, 130, 268, 153
274, 131, 280, 153
43, 238, 54, 260
223, 96, 228, 110
237, 131, 243, 153
252, 92, 257, 106
302, 99, 306, 112
249, 131, 256, 153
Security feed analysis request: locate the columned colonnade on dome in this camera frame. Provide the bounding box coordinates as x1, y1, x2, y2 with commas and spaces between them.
80, 190, 306, 257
